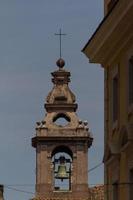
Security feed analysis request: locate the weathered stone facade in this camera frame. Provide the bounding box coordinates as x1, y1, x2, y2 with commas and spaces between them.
32, 59, 93, 200
32, 185, 104, 200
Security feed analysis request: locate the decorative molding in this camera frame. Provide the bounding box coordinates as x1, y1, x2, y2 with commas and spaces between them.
82, 0, 133, 66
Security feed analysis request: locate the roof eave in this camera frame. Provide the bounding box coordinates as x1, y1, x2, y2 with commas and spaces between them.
82, 0, 133, 66
82, 0, 119, 53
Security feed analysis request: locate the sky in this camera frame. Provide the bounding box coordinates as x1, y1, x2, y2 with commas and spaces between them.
0, 1, 104, 200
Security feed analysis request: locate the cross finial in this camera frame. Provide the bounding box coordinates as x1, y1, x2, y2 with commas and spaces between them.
55, 29, 66, 58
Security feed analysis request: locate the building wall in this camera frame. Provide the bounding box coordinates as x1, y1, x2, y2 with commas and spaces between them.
104, 37, 133, 200
104, 0, 110, 14
82, 0, 133, 199
104, 0, 119, 15
0, 185, 4, 200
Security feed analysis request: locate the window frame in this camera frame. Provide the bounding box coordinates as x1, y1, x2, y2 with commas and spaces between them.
128, 57, 133, 106
112, 181, 119, 200
111, 66, 119, 129
129, 168, 133, 200
127, 56, 133, 118
112, 74, 119, 123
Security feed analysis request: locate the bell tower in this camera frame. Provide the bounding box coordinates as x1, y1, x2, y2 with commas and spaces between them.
32, 58, 93, 200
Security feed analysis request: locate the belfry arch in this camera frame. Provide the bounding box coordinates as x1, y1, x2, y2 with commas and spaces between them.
51, 145, 73, 159
51, 146, 73, 191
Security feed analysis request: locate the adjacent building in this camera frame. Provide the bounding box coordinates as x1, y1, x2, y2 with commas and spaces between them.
82, 0, 133, 199
0, 185, 4, 200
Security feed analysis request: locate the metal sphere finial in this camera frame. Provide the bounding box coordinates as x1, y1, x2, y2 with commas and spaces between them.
56, 58, 65, 68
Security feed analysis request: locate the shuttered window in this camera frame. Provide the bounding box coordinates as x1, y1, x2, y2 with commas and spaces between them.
112, 74, 118, 122
129, 169, 133, 200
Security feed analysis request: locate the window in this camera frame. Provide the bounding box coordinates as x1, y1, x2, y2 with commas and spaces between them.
113, 182, 118, 200
128, 57, 133, 105
129, 169, 133, 200
112, 74, 118, 122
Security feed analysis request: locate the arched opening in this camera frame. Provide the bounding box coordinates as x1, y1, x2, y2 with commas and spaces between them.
53, 113, 71, 126
52, 145, 73, 159
52, 146, 73, 191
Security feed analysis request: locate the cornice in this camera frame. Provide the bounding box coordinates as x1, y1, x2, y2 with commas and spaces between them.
82, 0, 133, 66
32, 136, 93, 148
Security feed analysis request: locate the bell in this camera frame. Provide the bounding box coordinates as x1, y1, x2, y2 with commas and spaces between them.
55, 164, 69, 181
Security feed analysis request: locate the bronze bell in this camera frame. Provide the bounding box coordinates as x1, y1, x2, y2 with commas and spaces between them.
55, 156, 69, 181
56, 164, 69, 181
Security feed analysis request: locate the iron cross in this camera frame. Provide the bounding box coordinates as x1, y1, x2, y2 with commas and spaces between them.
55, 29, 66, 58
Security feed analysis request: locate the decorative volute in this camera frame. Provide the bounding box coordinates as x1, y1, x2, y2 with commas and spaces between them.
45, 58, 77, 112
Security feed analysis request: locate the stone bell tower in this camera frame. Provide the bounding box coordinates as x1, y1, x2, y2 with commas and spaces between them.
32, 58, 93, 200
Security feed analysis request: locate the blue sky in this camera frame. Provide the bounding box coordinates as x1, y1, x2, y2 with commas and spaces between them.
0, 1, 104, 199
